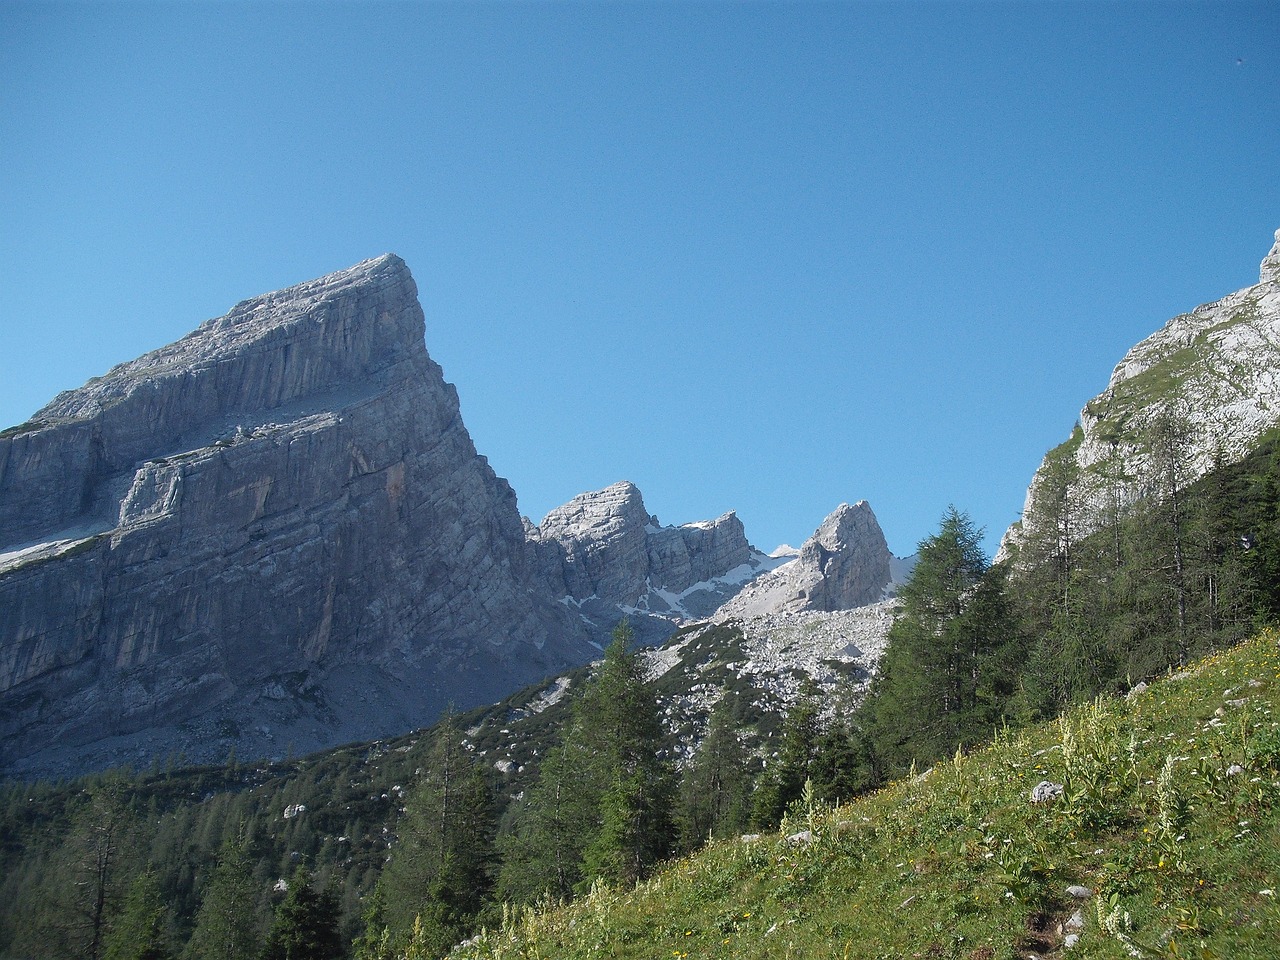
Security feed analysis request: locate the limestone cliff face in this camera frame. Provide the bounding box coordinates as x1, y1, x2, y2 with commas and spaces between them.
1005, 228, 1280, 557
713, 501, 893, 620
527, 481, 784, 642
0, 256, 595, 776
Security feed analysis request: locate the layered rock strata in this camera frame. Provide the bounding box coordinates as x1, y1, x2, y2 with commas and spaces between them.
0, 255, 596, 776
528, 481, 790, 642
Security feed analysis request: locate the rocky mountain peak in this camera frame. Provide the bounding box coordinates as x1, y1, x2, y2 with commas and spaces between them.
714, 500, 893, 620
535, 480, 656, 540
528, 481, 773, 642
0, 256, 597, 777
1262, 228, 1280, 286
1005, 227, 1280, 557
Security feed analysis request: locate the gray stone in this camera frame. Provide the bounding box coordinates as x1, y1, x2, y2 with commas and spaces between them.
713, 502, 894, 619
1004, 228, 1280, 559
1261, 228, 1280, 286
529, 481, 791, 644
1030, 780, 1064, 803
0, 255, 598, 776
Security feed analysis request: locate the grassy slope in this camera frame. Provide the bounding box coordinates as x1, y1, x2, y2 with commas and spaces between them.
454, 630, 1280, 960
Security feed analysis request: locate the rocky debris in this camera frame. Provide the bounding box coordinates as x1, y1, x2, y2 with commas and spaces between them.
644, 602, 899, 760
465, 600, 900, 783
713, 502, 894, 620
529, 481, 792, 644
1005, 228, 1280, 557
0, 255, 598, 777
1030, 780, 1065, 803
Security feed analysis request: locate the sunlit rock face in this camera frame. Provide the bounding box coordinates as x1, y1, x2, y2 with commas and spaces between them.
527, 481, 782, 642
713, 501, 894, 620
0, 255, 597, 776
1004, 228, 1280, 558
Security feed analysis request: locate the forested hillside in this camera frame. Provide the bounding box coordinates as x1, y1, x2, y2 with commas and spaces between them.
3, 424, 1280, 959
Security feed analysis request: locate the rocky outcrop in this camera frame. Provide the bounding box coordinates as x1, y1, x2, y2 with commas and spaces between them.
713, 501, 893, 620
1005, 228, 1280, 557
528, 481, 789, 642
0, 255, 597, 777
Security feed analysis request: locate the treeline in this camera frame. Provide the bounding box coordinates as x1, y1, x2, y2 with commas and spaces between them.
5, 420, 1280, 959
804, 419, 1280, 798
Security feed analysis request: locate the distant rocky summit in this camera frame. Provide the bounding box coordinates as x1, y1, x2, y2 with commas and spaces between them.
0, 256, 897, 777
527, 481, 796, 643
714, 501, 894, 620
1006, 228, 1280, 555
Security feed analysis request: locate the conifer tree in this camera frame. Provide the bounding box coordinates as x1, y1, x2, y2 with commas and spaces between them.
676, 690, 754, 850
184, 837, 261, 960
499, 621, 673, 901
261, 868, 343, 960
103, 871, 173, 960
750, 682, 820, 829
43, 771, 139, 960
861, 507, 1022, 776
372, 712, 496, 958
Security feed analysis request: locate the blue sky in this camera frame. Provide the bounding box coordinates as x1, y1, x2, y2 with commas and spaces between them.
2, 1, 1277, 558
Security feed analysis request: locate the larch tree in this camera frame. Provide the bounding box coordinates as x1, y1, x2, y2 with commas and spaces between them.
861, 507, 1022, 776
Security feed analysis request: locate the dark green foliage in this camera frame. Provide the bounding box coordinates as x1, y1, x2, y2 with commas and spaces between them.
750, 682, 820, 829
103, 871, 174, 960
1010, 423, 1280, 718
184, 837, 262, 960
34, 771, 143, 960
370, 712, 495, 958
261, 868, 343, 960
676, 689, 755, 849
858, 508, 1024, 779
499, 621, 674, 902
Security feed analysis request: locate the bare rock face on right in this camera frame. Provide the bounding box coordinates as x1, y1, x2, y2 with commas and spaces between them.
1004, 227, 1280, 559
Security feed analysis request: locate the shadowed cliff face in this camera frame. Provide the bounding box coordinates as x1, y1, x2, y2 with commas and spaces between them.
0, 255, 597, 776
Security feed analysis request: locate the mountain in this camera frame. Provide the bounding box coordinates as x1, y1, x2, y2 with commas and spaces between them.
713, 501, 895, 620
527, 483, 898, 644
525, 480, 790, 644
0, 256, 599, 776
1006, 228, 1280, 555
0, 257, 896, 778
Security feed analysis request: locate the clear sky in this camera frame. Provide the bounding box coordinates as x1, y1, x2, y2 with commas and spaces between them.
2, 1, 1277, 559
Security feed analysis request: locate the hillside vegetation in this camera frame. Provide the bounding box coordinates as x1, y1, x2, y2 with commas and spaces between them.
3, 417, 1280, 958
453, 629, 1280, 960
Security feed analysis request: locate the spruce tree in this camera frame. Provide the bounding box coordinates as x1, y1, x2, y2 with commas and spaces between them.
575, 621, 674, 889
372, 712, 496, 957
499, 621, 673, 901
676, 690, 753, 850
102, 871, 173, 960
260, 868, 343, 960
750, 682, 819, 829
861, 507, 1022, 776
184, 837, 261, 960
43, 771, 139, 960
